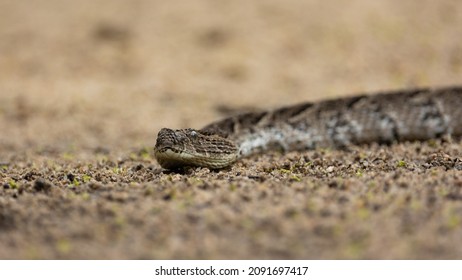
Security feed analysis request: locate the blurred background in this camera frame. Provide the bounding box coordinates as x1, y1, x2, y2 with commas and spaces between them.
1, 0, 461, 155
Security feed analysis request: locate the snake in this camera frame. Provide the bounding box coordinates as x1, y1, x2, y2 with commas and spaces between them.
154, 86, 462, 169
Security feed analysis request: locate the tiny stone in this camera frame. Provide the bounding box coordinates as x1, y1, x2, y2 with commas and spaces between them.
326, 166, 335, 173
34, 178, 52, 192
133, 164, 144, 171
67, 173, 75, 182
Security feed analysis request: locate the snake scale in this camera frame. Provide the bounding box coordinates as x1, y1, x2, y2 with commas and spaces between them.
154, 86, 462, 169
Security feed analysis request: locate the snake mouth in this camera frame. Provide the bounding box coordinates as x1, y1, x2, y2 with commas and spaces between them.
154, 147, 202, 162
154, 147, 196, 169
154, 146, 237, 169
155, 146, 181, 154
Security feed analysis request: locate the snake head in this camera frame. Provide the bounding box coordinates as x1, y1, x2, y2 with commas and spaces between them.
154, 128, 238, 169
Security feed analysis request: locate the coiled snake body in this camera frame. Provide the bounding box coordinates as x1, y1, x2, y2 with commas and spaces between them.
154, 86, 462, 169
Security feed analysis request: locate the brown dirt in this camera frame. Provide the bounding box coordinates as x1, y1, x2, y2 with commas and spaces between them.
1, 0, 462, 259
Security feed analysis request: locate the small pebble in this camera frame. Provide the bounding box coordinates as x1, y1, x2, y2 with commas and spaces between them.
33, 178, 53, 192
326, 166, 335, 173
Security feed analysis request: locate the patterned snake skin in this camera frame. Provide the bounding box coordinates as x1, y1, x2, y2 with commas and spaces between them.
154, 86, 462, 169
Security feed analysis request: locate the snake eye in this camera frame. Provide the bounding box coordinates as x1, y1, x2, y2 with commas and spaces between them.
190, 130, 197, 137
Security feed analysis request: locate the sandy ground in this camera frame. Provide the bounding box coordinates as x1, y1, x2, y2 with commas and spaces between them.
1, 0, 462, 259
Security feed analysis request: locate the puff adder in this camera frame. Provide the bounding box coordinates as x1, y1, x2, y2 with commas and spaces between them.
154, 86, 462, 169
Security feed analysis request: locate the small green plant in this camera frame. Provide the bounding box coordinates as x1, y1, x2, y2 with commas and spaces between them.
447, 213, 460, 229
357, 207, 370, 219
62, 152, 74, 160
427, 139, 438, 148
82, 175, 91, 183
56, 239, 71, 254
279, 168, 291, 174
81, 192, 90, 200
139, 147, 151, 160
290, 175, 301, 182
72, 178, 80, 186
397, 160, 407, 168
8, 179, 18, 189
